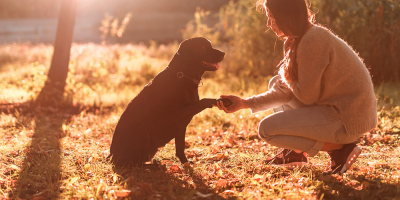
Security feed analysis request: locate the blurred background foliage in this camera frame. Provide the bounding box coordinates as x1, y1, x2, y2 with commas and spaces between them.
183, 0, 400, 83
0, 0, 229, 19
0, 0, 60, 19
0, 0, 398, 83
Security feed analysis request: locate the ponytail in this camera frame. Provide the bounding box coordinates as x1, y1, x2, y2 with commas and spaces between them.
278, 37, 300, 85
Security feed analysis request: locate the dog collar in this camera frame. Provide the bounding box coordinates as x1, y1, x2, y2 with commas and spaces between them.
167, 67, 203, 87
176, 71, 203, 87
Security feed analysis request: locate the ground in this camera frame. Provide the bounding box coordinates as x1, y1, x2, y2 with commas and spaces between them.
0, 43, 399, 199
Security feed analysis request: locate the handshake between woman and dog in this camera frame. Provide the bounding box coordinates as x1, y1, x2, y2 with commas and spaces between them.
108, 37, 232, 168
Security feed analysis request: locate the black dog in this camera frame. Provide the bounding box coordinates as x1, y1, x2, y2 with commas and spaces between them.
109, 37, 225, 167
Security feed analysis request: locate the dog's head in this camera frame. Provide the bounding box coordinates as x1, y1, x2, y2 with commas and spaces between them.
176, 37, 225, 71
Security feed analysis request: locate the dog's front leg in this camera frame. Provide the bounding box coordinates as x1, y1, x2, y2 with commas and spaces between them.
175, 130, 188, 163
177, 98, 217, 119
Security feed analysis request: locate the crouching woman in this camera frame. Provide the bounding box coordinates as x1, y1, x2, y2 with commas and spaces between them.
216, 0, 377, 174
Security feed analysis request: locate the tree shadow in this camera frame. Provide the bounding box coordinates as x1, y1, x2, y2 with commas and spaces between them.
113, 161, 238, 200
314, 172, 399, 200
1, 99, 80, 199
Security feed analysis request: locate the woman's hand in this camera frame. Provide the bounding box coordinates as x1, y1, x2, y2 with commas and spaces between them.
216, 95, 249, 113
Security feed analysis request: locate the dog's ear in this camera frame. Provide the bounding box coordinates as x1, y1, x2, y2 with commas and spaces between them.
177, 37, 212, 61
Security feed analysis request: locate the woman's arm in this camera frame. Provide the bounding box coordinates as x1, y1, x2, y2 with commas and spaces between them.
216, 76, 295, 113
245, 76, 295, 113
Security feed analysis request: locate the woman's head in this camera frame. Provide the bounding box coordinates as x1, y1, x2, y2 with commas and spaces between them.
257, 0, 315, 84
259, 0, 314, 38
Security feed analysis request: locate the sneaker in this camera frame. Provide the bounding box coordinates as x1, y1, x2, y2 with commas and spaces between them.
328, 142, 362, 174
265, 149, 308, 167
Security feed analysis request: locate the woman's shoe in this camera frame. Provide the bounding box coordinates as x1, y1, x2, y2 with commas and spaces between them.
265, 149, 308, 167
328, 142, 362, 174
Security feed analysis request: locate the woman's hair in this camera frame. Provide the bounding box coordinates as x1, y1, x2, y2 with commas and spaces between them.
257, 0, 315, 84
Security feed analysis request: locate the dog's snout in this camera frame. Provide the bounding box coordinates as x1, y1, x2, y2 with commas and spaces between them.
207, 48, 225, 63
217, 52, 225, 63
218, 50, 225, 60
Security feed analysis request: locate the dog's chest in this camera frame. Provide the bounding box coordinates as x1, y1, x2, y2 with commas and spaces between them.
183, 88, 199, 105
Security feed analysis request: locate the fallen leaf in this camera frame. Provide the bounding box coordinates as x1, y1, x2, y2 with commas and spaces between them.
77, 157, 84, 165
253, 174, 263, 180
215, 179, 228, 190
222, 142, 233, 148
261, 147, 268, 154
239, 153, 249, 158
185, 141, 191, 148
347, 180, 359, 187
112, 174, 119, 183
374, 162, 388, 168
70, 177, 79, 184
253, 174, 266, 183
214, 163, 221, 171
161, 159, 173, 165
210, 146, 219, 154
9, 164, 20, 171
227, 138, 235, 145
183, 162, 191, 168
169, 165, 181, 173
114, 189, 131, 198
250, 179, 260, 185
223, 190, 235, 194
196, 192, 213, 198
10, 151, 18, 156
359, 166, 374, 173
216, 153, 229, 160
185, 151, 196, 158
86, 171, 94, 177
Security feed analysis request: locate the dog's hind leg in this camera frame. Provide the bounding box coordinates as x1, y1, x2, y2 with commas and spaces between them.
130, 132, 158, 164
110, 131, 158, 167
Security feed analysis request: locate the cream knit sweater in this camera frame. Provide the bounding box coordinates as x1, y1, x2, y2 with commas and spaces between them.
246, 25, 377, 135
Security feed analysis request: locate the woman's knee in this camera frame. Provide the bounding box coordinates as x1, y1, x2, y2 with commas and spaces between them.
258, 117, 279, 140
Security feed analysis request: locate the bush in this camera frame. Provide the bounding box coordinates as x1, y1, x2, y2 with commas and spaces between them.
184, 2, 283, 79
316, 0, 400, 83
0, 0, 60, 18
183, 0, 400, 83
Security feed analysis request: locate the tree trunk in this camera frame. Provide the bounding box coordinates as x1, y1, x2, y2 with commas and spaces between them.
37, 0, 77, 105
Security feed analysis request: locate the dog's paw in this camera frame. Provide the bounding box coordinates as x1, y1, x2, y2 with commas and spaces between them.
177, 154, 189, 164
183, 162, 191, 168
200, 98, 217, 108
217, 98, 233, 107
180, 159, 189, 164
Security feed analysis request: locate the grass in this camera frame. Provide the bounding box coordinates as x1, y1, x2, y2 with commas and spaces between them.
0, 43, 399, 199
